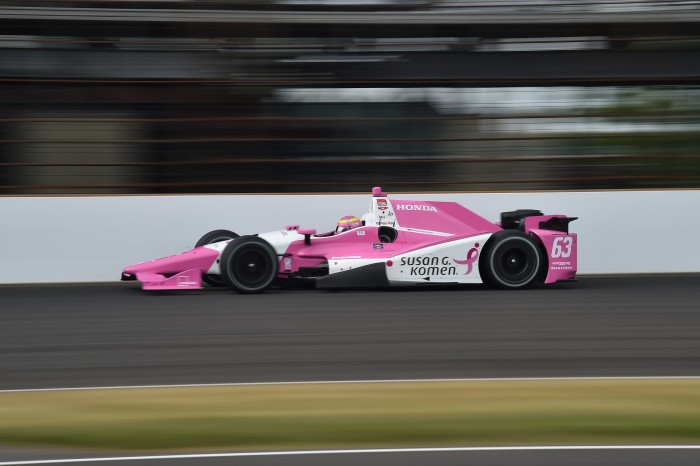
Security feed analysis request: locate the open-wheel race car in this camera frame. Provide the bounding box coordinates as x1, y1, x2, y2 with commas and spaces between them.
122, 187, 577, 292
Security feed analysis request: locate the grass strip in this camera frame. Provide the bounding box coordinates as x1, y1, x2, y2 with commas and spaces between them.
1, 379, 699, 451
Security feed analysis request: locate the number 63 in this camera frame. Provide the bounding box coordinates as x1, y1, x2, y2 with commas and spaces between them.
551, 236, 573, 258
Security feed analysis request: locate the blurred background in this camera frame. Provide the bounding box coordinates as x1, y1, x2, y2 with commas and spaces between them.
1, 0, 699, 194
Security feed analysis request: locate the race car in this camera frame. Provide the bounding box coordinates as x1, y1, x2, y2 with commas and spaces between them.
122, 187, 577, 292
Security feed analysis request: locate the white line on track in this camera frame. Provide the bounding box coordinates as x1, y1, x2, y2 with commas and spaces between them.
2, 446, 700, 465
2, 376, 700, 393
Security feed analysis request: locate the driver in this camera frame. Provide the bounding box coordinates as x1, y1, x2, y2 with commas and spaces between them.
335, 215, 362, 234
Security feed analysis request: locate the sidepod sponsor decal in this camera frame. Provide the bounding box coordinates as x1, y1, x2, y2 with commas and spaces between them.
397, 244, 482, 278
452, 243, 479, 275
400, 256, 457, 276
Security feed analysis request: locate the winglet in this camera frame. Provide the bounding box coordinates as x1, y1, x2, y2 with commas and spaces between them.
138, 269, 203, 290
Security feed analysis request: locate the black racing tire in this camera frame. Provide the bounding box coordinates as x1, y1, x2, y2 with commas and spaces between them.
195, 229, 239, 287
480, 230, 542, 290
220, 236, 278, 294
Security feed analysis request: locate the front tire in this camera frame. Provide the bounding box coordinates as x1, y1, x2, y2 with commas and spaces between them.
481, 231, 542, 290
195, 229, 239, 287
220, 236, 278, 294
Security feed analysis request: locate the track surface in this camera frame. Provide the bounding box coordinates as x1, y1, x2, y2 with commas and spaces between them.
2, 448, 700, 466
2, 275, 700, 465
1, 275, 699, 390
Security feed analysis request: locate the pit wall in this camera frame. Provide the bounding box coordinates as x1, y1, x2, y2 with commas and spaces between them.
1, 190, 697, 284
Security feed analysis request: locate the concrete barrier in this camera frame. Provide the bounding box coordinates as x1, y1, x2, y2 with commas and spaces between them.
1, 190, 697, 284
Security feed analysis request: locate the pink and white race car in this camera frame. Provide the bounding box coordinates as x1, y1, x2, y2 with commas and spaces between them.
122, 187, 577, 292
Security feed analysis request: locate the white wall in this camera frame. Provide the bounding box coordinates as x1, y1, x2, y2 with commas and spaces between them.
1, 190, 697, 284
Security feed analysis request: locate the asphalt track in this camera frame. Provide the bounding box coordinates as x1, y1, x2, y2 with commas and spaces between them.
1, 275, 700, 390
2, 447, 700, 466
2, 275, 700, 465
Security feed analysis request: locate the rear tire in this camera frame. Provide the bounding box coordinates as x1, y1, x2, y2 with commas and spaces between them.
195, 229, 239, 287
480, 231, 542, 289
220, 236, 278, 294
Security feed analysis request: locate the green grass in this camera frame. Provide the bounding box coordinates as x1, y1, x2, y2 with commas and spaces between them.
1, 379, 699, 451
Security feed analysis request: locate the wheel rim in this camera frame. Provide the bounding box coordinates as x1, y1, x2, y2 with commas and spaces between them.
492, 240, 538, 286
234, 248, 271, 288
501, 248, 527, 276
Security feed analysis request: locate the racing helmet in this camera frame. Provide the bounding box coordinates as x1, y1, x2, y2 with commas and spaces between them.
336, 215, 361, 233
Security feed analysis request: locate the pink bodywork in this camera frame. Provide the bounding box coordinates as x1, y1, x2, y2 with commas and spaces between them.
122, 247, 219, 290
276, 200, 502, 275
280, 226, 402, 275
123, 188, 577, 289
392, 200, 499, 236
523, 215, 578, 283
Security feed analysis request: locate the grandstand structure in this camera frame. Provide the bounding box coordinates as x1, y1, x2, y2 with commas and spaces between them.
1, 0, 699, 193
